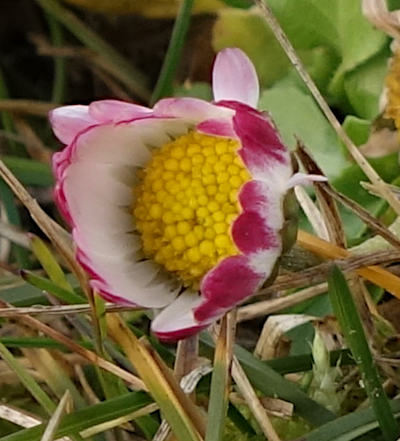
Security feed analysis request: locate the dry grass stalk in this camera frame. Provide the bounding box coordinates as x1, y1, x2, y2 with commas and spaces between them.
0, 99, 56, 116
0, 219, 30, 249
0, 304, 146, 390
13, 116, 53, 164
231, 357, 282, 441
297, 230, 400, 298
0, 303, 135, 317
294, 186, 329, 240
40, 390, 72, 441
237, 282, 327, 322
296, 142, 346, 247
255, 314, 315, 360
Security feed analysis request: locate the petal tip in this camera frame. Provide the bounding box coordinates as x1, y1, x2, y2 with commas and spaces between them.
212, 48, 259, 107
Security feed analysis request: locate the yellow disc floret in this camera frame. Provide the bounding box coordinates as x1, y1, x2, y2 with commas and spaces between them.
133, 131, 250, 288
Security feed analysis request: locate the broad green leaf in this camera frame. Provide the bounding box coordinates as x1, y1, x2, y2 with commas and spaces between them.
0, 392, 153, 441
334, 152, 400, 241
328, 267, 399, 440
344, 49, 390, 120
329, 0, 387, 78
259, 82, 350, 179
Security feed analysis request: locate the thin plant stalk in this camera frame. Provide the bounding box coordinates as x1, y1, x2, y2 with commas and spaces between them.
150, 0, 194, 104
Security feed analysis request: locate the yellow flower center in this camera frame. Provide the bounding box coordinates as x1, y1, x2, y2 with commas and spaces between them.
133, 131, 250, 287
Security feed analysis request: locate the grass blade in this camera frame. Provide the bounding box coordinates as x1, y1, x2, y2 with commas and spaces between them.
328, 266, 399, 440
205, 316, 234, 441
151, 0, 194, 104
35, 0, 150, 101
106, 313, 205, 441
21, 270, 85, 304
29, 235, 72, 291
304, 400, 400, 441
45, 12, 66, 103
2, 157, 53, 187
201, 332, 335, 426
0, 342, 56, 415
0, 391, 153, 441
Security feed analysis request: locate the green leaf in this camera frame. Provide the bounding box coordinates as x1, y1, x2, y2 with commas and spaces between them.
344, 49, 390, 120
220, 0, 252, 8
173, 82, 212, 101
328, 266, 399, 440
2, 156, 53, 187
0, 392, 153, 441
259, 82, 350, 179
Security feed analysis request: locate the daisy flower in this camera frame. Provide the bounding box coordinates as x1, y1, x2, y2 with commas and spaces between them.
50, 48, 308, 341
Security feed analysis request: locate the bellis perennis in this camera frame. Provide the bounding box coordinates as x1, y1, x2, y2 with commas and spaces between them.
50, 48, 320, 341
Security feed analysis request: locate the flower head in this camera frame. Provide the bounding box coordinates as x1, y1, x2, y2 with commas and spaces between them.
50, 48, 300, 341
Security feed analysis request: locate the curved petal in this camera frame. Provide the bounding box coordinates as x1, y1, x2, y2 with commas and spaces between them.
231, 211, 278, 254
88, 99, 152, 123
212, 48, 259, 108
49, 105, 97, 145
151, 290, 206, 342
195, 255, 264, 323
154, 97, 234, 122
197, 118, 236, 138
218, 101, 292, 187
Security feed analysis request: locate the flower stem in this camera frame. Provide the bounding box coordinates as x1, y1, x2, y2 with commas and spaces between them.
150, 0, 194, 105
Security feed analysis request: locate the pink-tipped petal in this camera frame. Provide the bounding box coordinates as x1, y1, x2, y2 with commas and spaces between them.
212, 48, 259, 108
195, 255, 264, 323
232, 212, 278, 255
218, 101, 292, 185
238, 180, 283, 230
197, 118, 236, 138
151, 291, 206, 342
89, 100, 152, 123
154, 97, 234, 122
49, 105, 96, 144
238, 180, 269, 213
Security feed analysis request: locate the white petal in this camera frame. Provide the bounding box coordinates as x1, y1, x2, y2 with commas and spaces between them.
212, 48, 259, 107
151, 290, 203, 335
